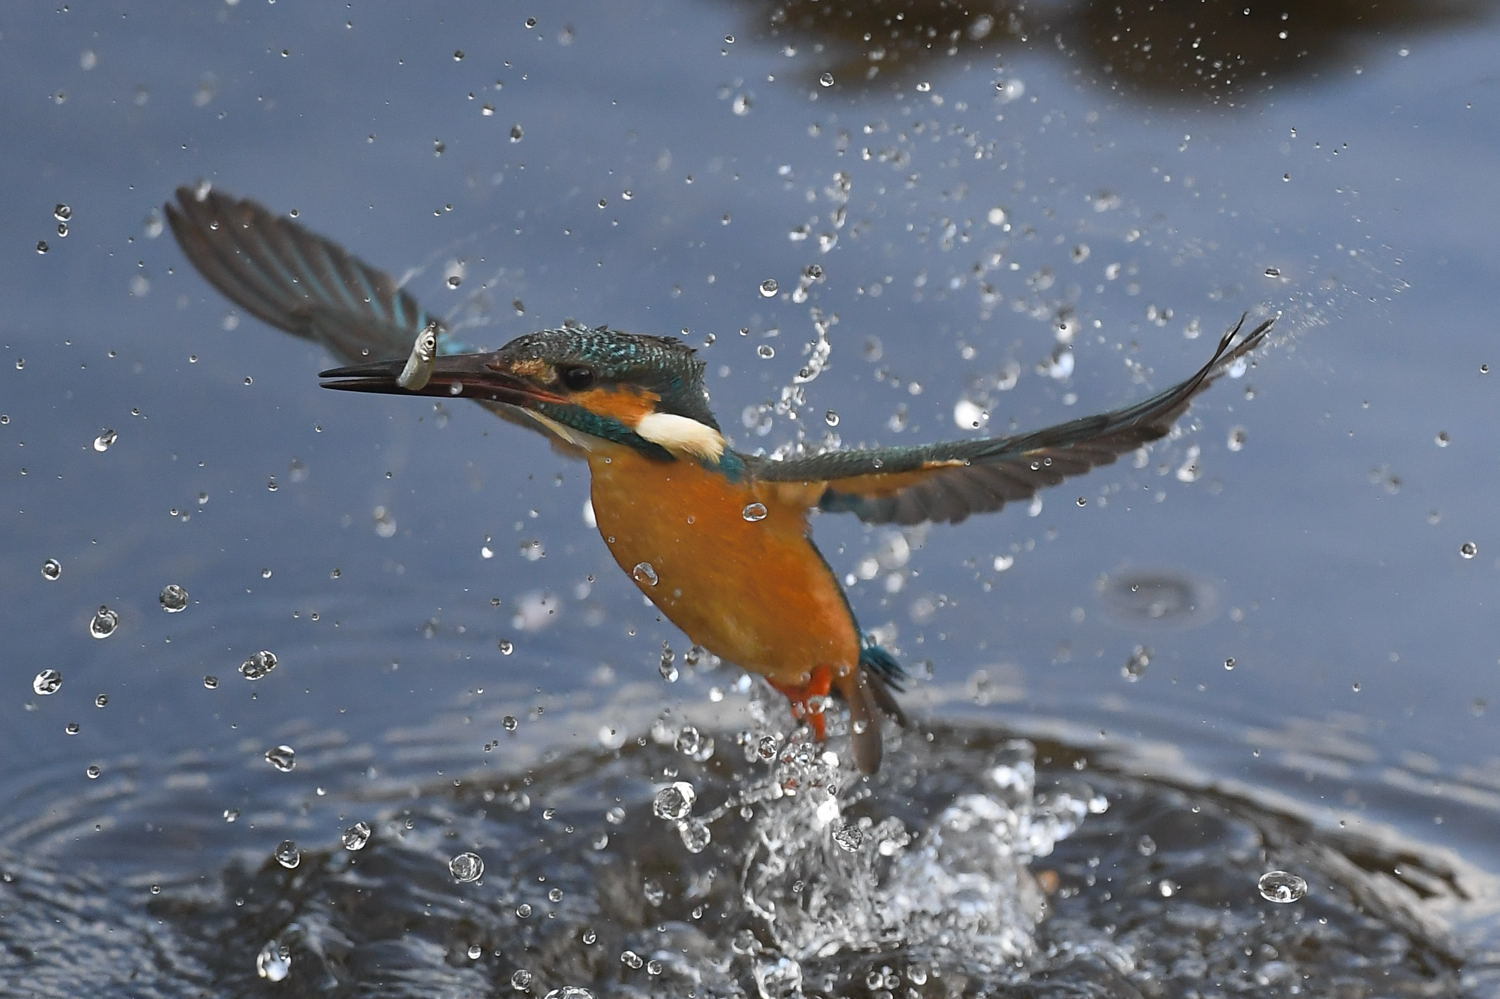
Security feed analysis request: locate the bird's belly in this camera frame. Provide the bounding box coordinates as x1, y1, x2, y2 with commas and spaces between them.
587, 448, 858, 683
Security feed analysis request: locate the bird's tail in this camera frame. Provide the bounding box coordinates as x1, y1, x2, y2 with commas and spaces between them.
165, 185, 468, 366
841, 642, 909, 774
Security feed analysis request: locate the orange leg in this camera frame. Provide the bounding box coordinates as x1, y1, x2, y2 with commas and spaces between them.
769, 664, 834, 741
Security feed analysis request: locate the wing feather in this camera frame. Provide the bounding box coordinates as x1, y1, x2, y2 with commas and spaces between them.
165, 185, 579, 453
756, 315, 1273, 525
165, 186, 438, 361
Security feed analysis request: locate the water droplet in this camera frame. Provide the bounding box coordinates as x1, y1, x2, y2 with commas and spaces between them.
509, 123, 524, 142
342, 821, 372, 850
91, 428, 117, 452
239, 650, 279, 680
824, 410, 840, 427
159, 583, 189, 613
653, 781, 696, 820
41, 558, 62, 580
1434, 431, 1450, 448
1460, 541, 1479, 559
255, 939, 291, 982
1257, 869, 1307, 903
659, 644, 678, 682
89, 606, 119, 639
54, 204, 72, 222
631, 562, 659, 586
466, 944, 482, 960
265, 745, 296, 772
758, 278, 778, 298
1175, 445, 1202, 483
1122, 645, 1150, 682
754, 957, 803, 998
450, 851, 485, 882
542, 987, 595, 999
833, 823, 864, 852
678, 818, 711, 853
741, 502, 768, 522
953, 398, 988, 429
93, 694, 108, 708
818, 71, 835, 87
1227, 426, 1248, 452
33, 669, 62, 695
621, 949, 644, 969
502, 715, 519, 731
273, 839, 300, 868
1223, 656, 1237, 671
203, 675, 219, 689
35, 241, 48, 254
756, 344, 776, 359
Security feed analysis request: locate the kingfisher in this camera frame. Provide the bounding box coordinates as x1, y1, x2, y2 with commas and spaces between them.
166, 185, 1272, 774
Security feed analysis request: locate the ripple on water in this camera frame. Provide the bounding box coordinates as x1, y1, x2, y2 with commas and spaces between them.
0, 715, 1488, 997
1097, 566, 1220, 629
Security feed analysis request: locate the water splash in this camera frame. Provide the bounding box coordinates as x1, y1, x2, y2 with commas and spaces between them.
719, 733, 1094, 976
25, 712, 1476, 997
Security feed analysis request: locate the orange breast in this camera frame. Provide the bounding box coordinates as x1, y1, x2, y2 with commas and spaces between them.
586, 445, 858, 685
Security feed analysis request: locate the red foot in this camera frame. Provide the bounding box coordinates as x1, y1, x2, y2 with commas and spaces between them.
770, 665, 834, 740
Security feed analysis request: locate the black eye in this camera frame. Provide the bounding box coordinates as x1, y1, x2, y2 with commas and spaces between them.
559, 365, 596, 391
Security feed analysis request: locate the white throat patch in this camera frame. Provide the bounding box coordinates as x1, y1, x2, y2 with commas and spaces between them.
635, 411, 727, 461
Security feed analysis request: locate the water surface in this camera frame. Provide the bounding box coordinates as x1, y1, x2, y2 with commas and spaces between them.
3, 2, 1498, 994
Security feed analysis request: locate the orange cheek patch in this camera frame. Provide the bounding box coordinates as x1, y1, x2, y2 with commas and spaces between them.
571, 385, 660, 425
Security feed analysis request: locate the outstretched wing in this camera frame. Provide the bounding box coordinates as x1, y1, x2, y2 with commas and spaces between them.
165, 185, 577, 451
755, 316, 1274, 525
164, 185, 461, 363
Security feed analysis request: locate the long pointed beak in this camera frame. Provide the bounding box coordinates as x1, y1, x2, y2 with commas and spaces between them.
319, 353, 566, 407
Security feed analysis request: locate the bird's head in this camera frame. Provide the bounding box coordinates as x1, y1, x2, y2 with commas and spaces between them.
321, 325, 726, 461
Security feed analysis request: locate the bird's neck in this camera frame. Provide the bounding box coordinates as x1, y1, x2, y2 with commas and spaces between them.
528, 402, 745, 479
